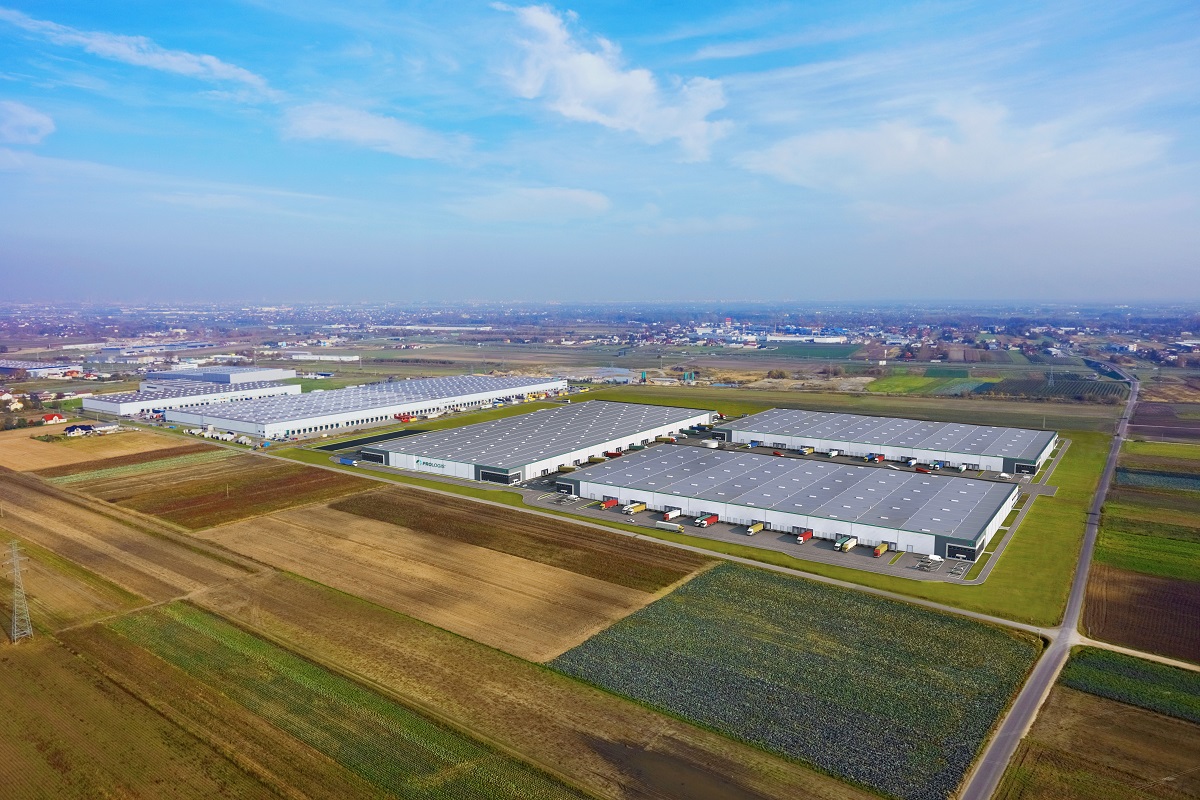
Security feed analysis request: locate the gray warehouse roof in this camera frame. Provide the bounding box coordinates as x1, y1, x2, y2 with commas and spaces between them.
179, 375, 561, 425
90, 380, 291, 403
145, 366, 296, 383
364, 401, 712, 469
723, 408, 1055, 463
570, 445, 1016, 541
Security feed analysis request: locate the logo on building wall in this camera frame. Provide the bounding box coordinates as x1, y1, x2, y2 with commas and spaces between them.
416, 459, 447, 469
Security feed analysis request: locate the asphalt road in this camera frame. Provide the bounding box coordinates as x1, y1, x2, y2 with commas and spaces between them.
959, 365, 1139, 800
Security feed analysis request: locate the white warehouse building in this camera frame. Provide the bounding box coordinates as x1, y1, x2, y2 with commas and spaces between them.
714, 409, 1058, 475
164, 375, 566, 439
83, 380, 302, 416
360, 400, 714, 484
144, 366, 297, 384
558, 445, 1018, 560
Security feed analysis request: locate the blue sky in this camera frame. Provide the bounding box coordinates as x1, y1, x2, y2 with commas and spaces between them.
1, 1, 1196, 303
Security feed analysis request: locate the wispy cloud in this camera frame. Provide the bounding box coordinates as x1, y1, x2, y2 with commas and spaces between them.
737, 99, 1168, 196
450, 186, 610, 222
283, 103, 467, 160
0, 7, 276, 99
495, 3, 731, 161
0, 100, 54, 144
691, 21, 885, 61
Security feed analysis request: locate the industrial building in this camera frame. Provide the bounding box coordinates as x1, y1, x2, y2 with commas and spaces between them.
0, 359, 82, 378
361, 400, 714, 484
557, 445, 1018, 560
164, 375, 567, 439
83, 380, 301, 416
145, 366, 297, 384
714, 409, 1057, 474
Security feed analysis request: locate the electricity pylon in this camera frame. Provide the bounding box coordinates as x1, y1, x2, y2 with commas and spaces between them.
6, 542, 32, 643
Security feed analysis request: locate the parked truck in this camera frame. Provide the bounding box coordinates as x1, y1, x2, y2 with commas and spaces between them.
873, 542, 889, 558
557, 465, 576, 473
915, 466, 932, 474
588, 455, 608, 464
336, 457, 358, 466
622, 502, 646, 515
745, 522, 765, 536
840, 536, 859, 552
695, 514, 719, 528
772, 450, 785, 457
655, 521, 685, 533
799, 446, 815, 455
662, 508, 682, 520
600, 498, 620, 509
604, 451, 623, 458
835, 535, 851, 550
701, 439, 720, 449
655, 436, 676, 444
827, 449, 840, 458
795, 528, 813, 544
905, 458, 918, 467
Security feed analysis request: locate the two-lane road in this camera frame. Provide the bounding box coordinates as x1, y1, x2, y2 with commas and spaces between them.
960, 365, 1139, 800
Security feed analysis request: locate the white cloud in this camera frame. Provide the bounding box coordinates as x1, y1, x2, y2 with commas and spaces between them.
496, 3, 730, 161
737, 100, 1168, 196
636, 213, 756, 236
450, 186, 610, 222
0, 7, 275, 98
283, 103, 466, 160
0, 100, 54, 144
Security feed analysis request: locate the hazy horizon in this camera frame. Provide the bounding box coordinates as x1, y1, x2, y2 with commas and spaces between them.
2, 1, 1197, 303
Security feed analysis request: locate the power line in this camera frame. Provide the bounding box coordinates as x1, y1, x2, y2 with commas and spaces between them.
6, 541, 32, 643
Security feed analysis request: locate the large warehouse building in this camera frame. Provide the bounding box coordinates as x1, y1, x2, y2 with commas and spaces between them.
361, 400, 714, 484
164, 375, 566, 439
557, 445, 1018, 560
145, 366, 297, 384
714, 409, 1057, 474
83, 380, 301, 416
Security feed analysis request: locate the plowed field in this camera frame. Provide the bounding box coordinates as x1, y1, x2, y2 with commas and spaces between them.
0, 470, 255, 603
196, 572, 877, 800
0, 428, 185, 471
331, 487, 712, 592
1085, 564, 1200, 663
996, 686, 1200, 800
73, 454, 371, 528
199, 505, 678, 661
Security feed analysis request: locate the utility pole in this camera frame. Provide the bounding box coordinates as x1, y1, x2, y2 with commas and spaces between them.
6, 542, 33, 643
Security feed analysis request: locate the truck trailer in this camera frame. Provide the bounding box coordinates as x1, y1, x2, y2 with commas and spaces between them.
662, 508, 682, 520
600, 498, 620, 509
655, 521, 684, 533
695, 514, 719, 528
745, 522, 765, 536
840, 536, 859, 552
795, 528, 813, 544
622, 502, 646, 515
873, 542, 889, 558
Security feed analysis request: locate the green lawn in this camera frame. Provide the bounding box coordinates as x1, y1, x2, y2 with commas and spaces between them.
1094, 533, 1200, 582
1123, 439, 1200, 460
866, 375, 942, 393
277, 429, 1110, 627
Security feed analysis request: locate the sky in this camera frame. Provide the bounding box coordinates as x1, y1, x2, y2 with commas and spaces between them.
1, 1, 1197, 303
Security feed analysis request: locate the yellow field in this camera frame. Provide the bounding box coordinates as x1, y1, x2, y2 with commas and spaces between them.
0, 428, 185, 472
199, 505, 679, 661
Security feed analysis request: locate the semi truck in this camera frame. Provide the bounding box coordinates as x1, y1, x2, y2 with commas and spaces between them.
701, 439, 720, 449
795, 528, 813, 544
655, 435, 677, 443
622, 502, 646, 515
662, 508, 682, 520
799, 446, 815, 455
839, 536, 859, 552
604, 451, 623, 458
745, 522, 765, 536
557, 465, 576, 473
655, 521, 685, 533
772, 450, 785, 457
873, 542, 889, 558
827, 449, 840, 458
335, 457, 358, 466
915, 466, 932, 474
695, 514, 719, 528
600, 498, 620, 509
588, 455, 607, 463
905, 458, 918, 467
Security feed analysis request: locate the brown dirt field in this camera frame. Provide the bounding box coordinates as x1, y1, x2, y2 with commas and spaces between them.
33, 441, 219, 478
198, 505, 687, 662
195, 572, 878, 800
332, 487, 712, 593
1085, 564, 1200, 664
0, 539, 145, 632
1141, 381, 1200, 404
60, 625, 388, 800
0, 470, 257, 602
74, 454, 372, 529
996, 685, 1200, 800
0, 637, 277, 800
0, 428, 185, 472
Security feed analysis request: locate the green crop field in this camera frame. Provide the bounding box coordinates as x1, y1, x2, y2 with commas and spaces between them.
976, 379, 1127, 401
866, 375, 942, 393
1059, 647, 1200, 722
582, 384, 1120, 431
925, 367, 970, 378
552, 563, 1039, 800
108, 603, 588, 800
